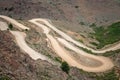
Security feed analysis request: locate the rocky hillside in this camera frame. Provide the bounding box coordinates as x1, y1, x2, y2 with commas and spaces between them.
0, 29, 103, 80
0, 0, 120, 80
0, 30, 68, 80
0, 0, 120, 25
0, 22, 119, 80
0, 30, 103, 80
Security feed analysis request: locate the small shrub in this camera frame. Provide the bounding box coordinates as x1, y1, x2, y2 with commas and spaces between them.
79, 22, 85, 25
8, 7, 14, 11
8, 24, 13, 30
61, 61, 70, 74
55, 57, 62, 63
75, 6, 79, 8
90, 23, 96, 27
4, 8, 7, 10
25, 29, 28, 31
90, 42, 98, 46
78, 39, 83, 43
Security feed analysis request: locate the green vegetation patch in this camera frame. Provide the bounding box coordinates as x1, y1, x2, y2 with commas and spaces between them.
102, 49, 120, 57
61, 61, 70, 74
93, 22, 120, 49
8, 23, 13, 30
77, 45, 98, 55
95, 69, 119, 80
0, 75, 11, 80
54, 57, 62, 63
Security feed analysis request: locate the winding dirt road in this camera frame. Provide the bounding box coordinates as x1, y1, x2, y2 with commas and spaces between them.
0, 15, 115, 72
30, 18, 120, 53
10, 31, 49, 61
0, 21, 8, 30
29, 19, 114, 72
0, 15, 52, 63
0, 15, 30, 30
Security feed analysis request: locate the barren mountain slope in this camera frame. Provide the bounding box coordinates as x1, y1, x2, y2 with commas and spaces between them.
0, 0, 120, 25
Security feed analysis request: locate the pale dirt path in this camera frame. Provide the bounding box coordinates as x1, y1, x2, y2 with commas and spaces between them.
1, 15, 118, 53
30, 18, 120, 53
0, 15, 30, 30
10, 31, 50, 61
29, 20, 114, 72
0, 15, 53, 63
0, 21, 8, 30
48, 35, 114, 72
0, 15, 114, 72
57, 38, 114, 72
